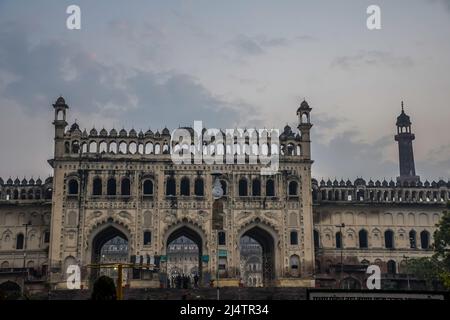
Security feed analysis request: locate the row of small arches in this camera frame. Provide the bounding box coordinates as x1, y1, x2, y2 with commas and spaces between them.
314, 188, 449, 203
313, 229, 431, 250
67, 176, 300, 198
65, 140, 303, 157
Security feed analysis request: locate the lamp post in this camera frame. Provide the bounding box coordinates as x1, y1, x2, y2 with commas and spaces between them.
335, 223, 345, 288
22, 221, 31, 295
211, 172, 224, 300
403, 255, 410, 290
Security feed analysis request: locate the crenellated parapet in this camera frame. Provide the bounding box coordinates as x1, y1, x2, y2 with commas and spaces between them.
312, 177, 450, 204
0, 176, 53, 201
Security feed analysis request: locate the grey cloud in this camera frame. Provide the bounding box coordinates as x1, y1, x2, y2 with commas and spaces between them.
229, 34, 290, 56
311, 130, 398, 180
0, 21, 257, 132
331, 51, 414, 70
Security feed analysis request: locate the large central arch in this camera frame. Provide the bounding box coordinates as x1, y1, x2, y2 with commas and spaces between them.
164, 223, 206, 288
239, 223, 277, 287
87, 222, 130, 282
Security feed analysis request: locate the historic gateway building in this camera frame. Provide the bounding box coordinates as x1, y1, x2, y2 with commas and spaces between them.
0, 97, 448, 294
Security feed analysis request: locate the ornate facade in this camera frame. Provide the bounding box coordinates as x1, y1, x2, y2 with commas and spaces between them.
0, 97, 448, 293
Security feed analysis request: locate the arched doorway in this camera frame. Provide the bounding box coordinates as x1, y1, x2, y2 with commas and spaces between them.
90, 225, 129, 283
0, 281, 21, 300
165, 225, 203, 289
239, 226, 276, 287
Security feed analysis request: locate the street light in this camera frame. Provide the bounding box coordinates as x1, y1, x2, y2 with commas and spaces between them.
22, 221, 32, 296
335, 223, 345, 288
211, 172, 224, 300
403, 255, 410, 290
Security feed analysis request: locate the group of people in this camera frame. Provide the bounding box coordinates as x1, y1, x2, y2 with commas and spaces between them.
168, 274, 200, 289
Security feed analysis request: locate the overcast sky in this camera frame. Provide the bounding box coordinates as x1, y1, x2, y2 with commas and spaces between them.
0, 0, 449, 181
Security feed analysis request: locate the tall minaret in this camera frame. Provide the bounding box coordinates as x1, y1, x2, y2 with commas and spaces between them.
395, 102, 420, 184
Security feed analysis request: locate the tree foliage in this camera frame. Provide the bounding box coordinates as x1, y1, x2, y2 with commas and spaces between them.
408, 203, 450, 290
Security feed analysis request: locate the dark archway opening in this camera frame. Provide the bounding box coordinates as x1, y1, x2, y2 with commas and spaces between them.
0, 281, 21, 300
240, 227, 275, 287
91, 226, 129, 283
166, 226, 203, 289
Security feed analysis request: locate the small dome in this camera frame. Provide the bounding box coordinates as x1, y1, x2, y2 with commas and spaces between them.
100, 128, 108, 136
145, 129, 153, 137
45, 177, 53, 185
311, 178, 318, 186
417, 180, 423, 187
320, 179, 326, 187
14, 177, 20, 185
389, 180, 395, 187
297, 99, 311, 113
438, 179, 446, 187
295, 133, 301, 141
339, 179, 346, 187
82, 129, 88, 138
90, 128, 98, 136
154, 130, 161, 137
333, 179, 339, 186
346, 179, 352, 187
21, 178, 27, 185
110, 128, 117, 137
129, 128, 137, 137
36, 178, 42, 185
375, 180, 381, 187
162, 127, 170, 135
431, 181, 438, 188
119, 129, 127, 137
354, 178, 366, 186
382, 179, 388, 187
29, 178, 35, 185
7, 178, 13, 185
70, 123, 80, 132
424, 180, 430, 187
55, 96, 66, 105
326, 179, 332, 187
396, 103, 411, 127
368, 179, 374, 187
284, 125, 291, 134
138, 130, 144, 138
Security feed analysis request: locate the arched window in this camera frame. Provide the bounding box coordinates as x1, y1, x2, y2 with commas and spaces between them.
359, 229, 368, 248
16, 234, 24, 250
44, 231, 50, 243
194, 178, 204, 196
336, 232, 342, 249
239, 178, 248, 196
121, 178, 131, 196
180, 177, 190, 196
384, 230, 394, 249
420, 230, 430, 249
266, 179, 275, 197
92, 178, 102, 196
220, 180, 227, 196
13, 190, 19, 200
290, 231, 298, 245
288, 181, 298, 196
143, 180, 153, 195
387, 260, 397, 274
409, 230, 416, 248
218, 231, 226, 245
68, 179, 78, 195
107, 178, 116, 196
143, 231, 151, 245
166, 177, 176, 196
313, 230, 320, 249
252, 178, 261, 196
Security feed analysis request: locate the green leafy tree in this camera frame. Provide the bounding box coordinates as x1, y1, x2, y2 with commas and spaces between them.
408, 203, 450, 290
